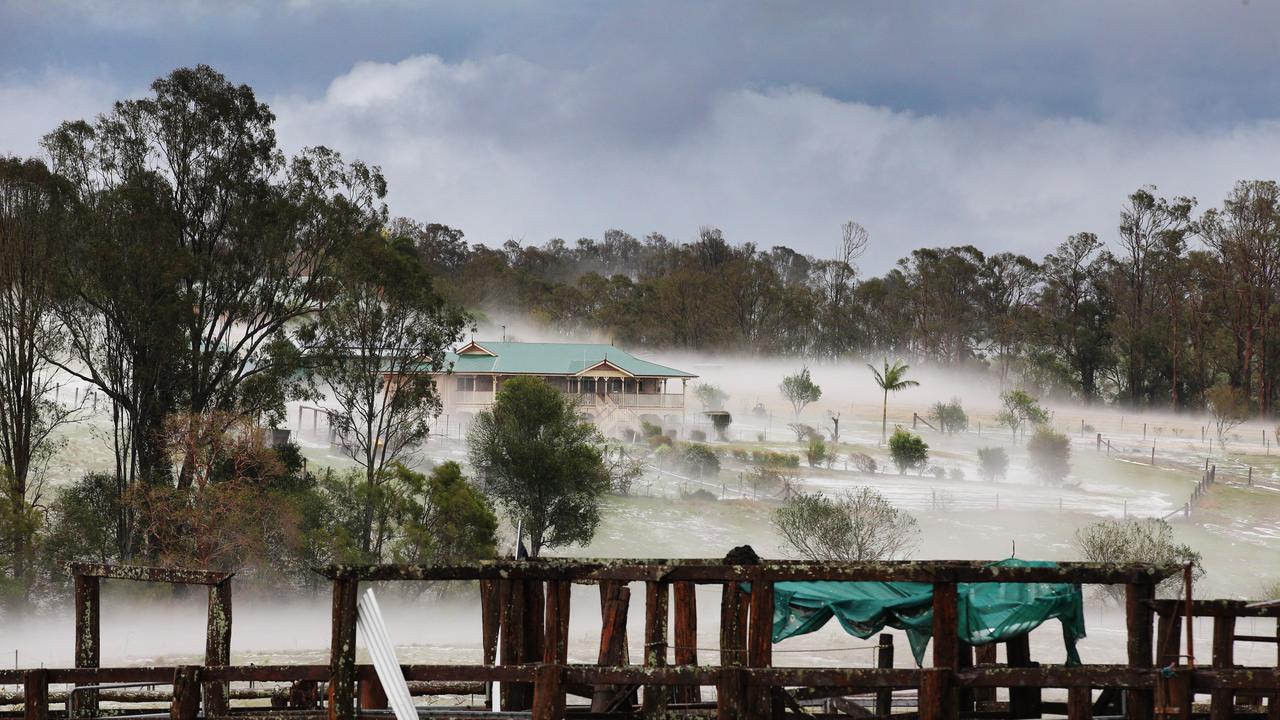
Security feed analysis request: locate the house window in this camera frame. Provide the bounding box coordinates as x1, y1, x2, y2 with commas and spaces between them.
608, 378, 623, 393
456, 376, 475, 392
475, 376, 494, 391
580, 378, 596, 393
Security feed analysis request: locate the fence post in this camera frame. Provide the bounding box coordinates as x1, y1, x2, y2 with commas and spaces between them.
1006, 633, 1040, 718
531, 663, 565, 720
918, 668, 953, 720
643, 581, 670, 715
1067, 686, 1093, 720
673, 581, 701, 703
329, 573, 359, 720
73, 573, 100, 718
1125, 582, 1155, 720
875, 633, 895, 716
1210, 616, 1236, 720
747, 574, 775, 720
930, 582, 958, 719
204, 577, 232, 713
171, 665, 202, 720
23, 669, 48, 720
592, 581, 632, 712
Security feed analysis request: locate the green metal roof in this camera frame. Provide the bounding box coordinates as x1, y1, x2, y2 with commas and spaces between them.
434, 341, 696, 378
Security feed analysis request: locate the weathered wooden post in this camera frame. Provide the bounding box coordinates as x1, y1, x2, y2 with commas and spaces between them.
1155, 608, 1183, 667
918, 668, 952, 720
481, 578, 500, 708
1210, 615, 1236, 720
23, 669, 48, 720
501, 578, 533, 710
1006, 633, 1041, 718
1067, 686, 1092, 720
358, 673, 389, 710
204, 577, 232, 713
1155, 668, 1192, 720
1125, 582, 1156, 720
875, 633, 896, 716
544, 579, 571, 665
930, 581, 958, 720
973, 643, 996, 707
592, 581, 632, 712
673, 580, 701, 703
718, 579, 749, 720
171, 665, 202, 720
532, 663, 565, 720
328, 573, 359, 720
73, 573, 99, 718
643, 581, 670, 714
747, 573, 775, 720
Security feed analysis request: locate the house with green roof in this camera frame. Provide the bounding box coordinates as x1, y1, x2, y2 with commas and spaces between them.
424, 340, 696, 432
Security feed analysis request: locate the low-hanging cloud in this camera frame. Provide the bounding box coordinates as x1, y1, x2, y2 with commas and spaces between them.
270, 54, 1280, 269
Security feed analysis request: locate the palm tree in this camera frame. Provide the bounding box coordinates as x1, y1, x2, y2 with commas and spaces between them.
868, 359, 919, 443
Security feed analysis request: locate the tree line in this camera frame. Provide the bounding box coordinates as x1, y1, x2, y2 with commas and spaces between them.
417, 187, 1280, 416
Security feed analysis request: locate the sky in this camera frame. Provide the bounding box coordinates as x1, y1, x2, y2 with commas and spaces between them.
3, 0, 1280, 271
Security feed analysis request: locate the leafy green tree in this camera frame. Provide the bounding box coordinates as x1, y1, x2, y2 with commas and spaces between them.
1027, 426, 1071, 484
888, 427, 928, 475
805, 436, 827, 468
679, 443, 720, 477
774, 488, 918, 562
976, 447, 1009, 481
43, 65, 386, 488
0, 157, 82, 596
996, 390, 1049, 442
391, 462, 498, 566
868, 359, 919, 443
308, 231, 464, 554
780, 366, 822, 416
468, 377, 609, 557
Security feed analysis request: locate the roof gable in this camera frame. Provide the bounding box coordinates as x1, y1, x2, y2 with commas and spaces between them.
430, 341, 696, 378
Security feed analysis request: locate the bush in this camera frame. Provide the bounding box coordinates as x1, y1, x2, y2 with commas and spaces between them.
929, 466, 946, 479
1027, 426, 1071, 484
731, 448, 749, 461
929, 398, 969, 434
648, 433, 673, 449
689, 429, 707, 442
976, 447, 1009, 481
806, 436, 827, 467
947, 467, 965, 482
678, 443, 720, 477
788, 422, 817, 442
850, 452, 878, 474
1074, 519, 1203, 600
640, 420, 663, 438
682, 488, 718, 503
773, 488, 919, 561
751, 450, 800, 468
888, 427, 929, 475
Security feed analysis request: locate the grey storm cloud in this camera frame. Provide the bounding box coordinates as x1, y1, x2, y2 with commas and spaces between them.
4, 1, 1280, 269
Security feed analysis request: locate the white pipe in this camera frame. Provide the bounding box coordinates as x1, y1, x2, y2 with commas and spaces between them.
357, 588, 418, 720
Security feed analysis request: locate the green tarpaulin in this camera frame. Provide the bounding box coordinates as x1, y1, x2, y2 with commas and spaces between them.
765, 558, 1086, 665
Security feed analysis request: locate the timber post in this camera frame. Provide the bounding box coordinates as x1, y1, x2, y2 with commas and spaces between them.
328, 573, 359, 720
673, 580, 701, 703
973, 642, 996, 706
1067, 686, 1092, 720
544, 579, 571, 665
532, 662, 565, 720
746, 572, 775, 720
592, 581, 631, 713
501, 578, 533, 710
480, 578, 500, 708
358, 673, 388, 710
875, 633, 895, 716
1125, 581, 1156, 720
204, 577, 233, 713
1006, 633, 1041, 718
1210, 615, 1236, 720
23, 669, 48, 720
930, 581, 958, 719
642, 580, 670, 715
171, 665, 202, 720
718, 578, 749, 720
73, 573, 99, 718
1156, 608, 1183, 668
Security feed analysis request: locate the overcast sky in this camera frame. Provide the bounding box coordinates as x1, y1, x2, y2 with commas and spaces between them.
3, 1, 1279, 271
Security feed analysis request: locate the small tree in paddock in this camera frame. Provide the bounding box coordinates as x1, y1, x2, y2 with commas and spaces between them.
1206, 384, 1247, 449
976, 447, 1009, 481
806, 436, 827, 467
929, 398, 969, 434
888, 427, 929, 474
996, 390, 1049, 442
773, 487, 919, 562
468, 376, 609, 557
1027, 425, 1071, 484
780, 366, 822, 417
1074, 518, 1202, 601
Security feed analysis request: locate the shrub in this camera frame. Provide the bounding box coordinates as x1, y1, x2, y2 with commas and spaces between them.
682, 488, 718, 503
689, 429, 707, 442
788, 422, 817, 442
751, 450, 800, 468
850, 452, 878, 474
648, 433, 673, 449
929, 466, 946, 480
678, 443, 720, 477
947, 467, 965, 482
1074, 519, 1203, 600
806, 436, 827, 467
888, 427, 928, 475
929, 398, 969, 434
640, 420, 663, 438
1027, 426, 1071, 484
773, 488, 919, 561
976, 447, 1009, 481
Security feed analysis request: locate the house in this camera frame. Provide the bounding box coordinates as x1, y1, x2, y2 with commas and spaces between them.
426, 340, 696, 435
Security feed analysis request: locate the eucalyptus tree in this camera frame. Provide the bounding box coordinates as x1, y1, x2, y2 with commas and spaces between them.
0, 157, 82, 593
868, 359, 919, 443
308, 231, 465, 555
42, 65, 386, 490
